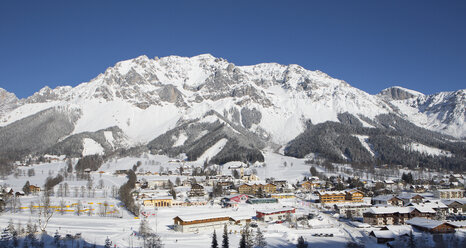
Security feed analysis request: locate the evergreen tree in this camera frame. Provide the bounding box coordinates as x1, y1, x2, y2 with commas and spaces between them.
139, 219, 149, 238
169, 187, 177, 200
22, 181, 31, 195
145, 233, 163, 248
212, 230, 218, 248
11, 230, 18, 248
104, 237, 112, 248
0, 227, 12, 247
7, 219, 15, 235
408, 232, 416, 248
239, 232, 246, 248
27, 233, 39, 248
254, 228, 266, 248
296, 236, 307, 248
233, 170, 240, 179
54, 230, 61, 246
222, 225, 229, 248
244, 225, 254, 248
66, 158, 73, 173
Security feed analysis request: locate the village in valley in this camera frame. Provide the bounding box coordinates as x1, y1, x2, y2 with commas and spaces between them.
0, 151, 464, 248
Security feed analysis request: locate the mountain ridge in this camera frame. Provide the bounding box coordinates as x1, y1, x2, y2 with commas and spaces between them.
0, 54, 464, 169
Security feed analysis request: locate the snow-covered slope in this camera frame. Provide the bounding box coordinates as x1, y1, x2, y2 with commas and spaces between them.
0, 54, 464, 159
379, 87, 465, 138
0, 55, 394, 144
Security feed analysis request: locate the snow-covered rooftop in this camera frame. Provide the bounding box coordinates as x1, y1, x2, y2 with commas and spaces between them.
406, 217, 446, 229
371, 230, 395, 239
256, 207, 295, 214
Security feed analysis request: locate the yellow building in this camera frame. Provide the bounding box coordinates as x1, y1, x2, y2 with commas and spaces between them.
241, 174, 260, 182
318, 189, 364, 204
238, 183, 277, 195
345, 189, 364, 202
318, 191, 346, 203
301, 181, 321, 191
270, 193, 295, 199
265, 183, 277, 193
238, 184, 254, 195
142, 196, 173, 207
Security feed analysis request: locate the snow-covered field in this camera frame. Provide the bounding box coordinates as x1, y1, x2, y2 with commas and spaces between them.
0, 151, 462, 247
403, 142, 452, 157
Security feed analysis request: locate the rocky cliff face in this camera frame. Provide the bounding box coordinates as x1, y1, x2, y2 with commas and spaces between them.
0, 88, 19, 119
378, 86, 424, 100
0, 54, 463, 166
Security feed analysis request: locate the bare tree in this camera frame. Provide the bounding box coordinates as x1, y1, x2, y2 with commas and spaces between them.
6, 195, 18, 213
29, 201, 35, 215
64, 182, 69, 197
59, 199, 66, 215
80, 186, 86, 198
37, 194, 54, 233
74, 186, 79, 197
87, 178, 93, 197
111, 185, 118, 198
15, 198, 21, 213
76, 200, 82, 216
88, 205, 93, 216
57, 184, 64, 197
103, 201, 109, 217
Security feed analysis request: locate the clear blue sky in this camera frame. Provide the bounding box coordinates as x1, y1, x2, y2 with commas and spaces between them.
1, 0, 465, 98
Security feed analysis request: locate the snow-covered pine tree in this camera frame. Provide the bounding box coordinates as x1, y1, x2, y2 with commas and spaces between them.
145, 233, 163, 248
0, 227, 12, 247
240, 225, 253, 248
239, 232, 246, 248
27, 233, 39, 248
211, 230, 218, 248
296, 236, 307, 248
222, 225, 229, 248
11, 230, 18, 248
139, 219, 149, 238
104, 237, 112, 248
254, 228, 266, 248
245, 225, 254, 248
7, 219, 15, 234
54, 230, 61, 245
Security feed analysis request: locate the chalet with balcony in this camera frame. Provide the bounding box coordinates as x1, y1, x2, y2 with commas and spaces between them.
434, 189, 465, 199
238, 183, 276, 195
318, 189, 364, 204
372, 195, 403, 206
363, 206, 436, 227
406, 218, 456, 233
189, 183, 205, 197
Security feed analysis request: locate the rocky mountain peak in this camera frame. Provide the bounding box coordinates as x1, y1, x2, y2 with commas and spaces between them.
0, 88, 18, 104
378, 86, 424, 100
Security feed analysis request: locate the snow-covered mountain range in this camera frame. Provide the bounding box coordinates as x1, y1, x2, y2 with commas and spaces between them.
0, 54, 464, 167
